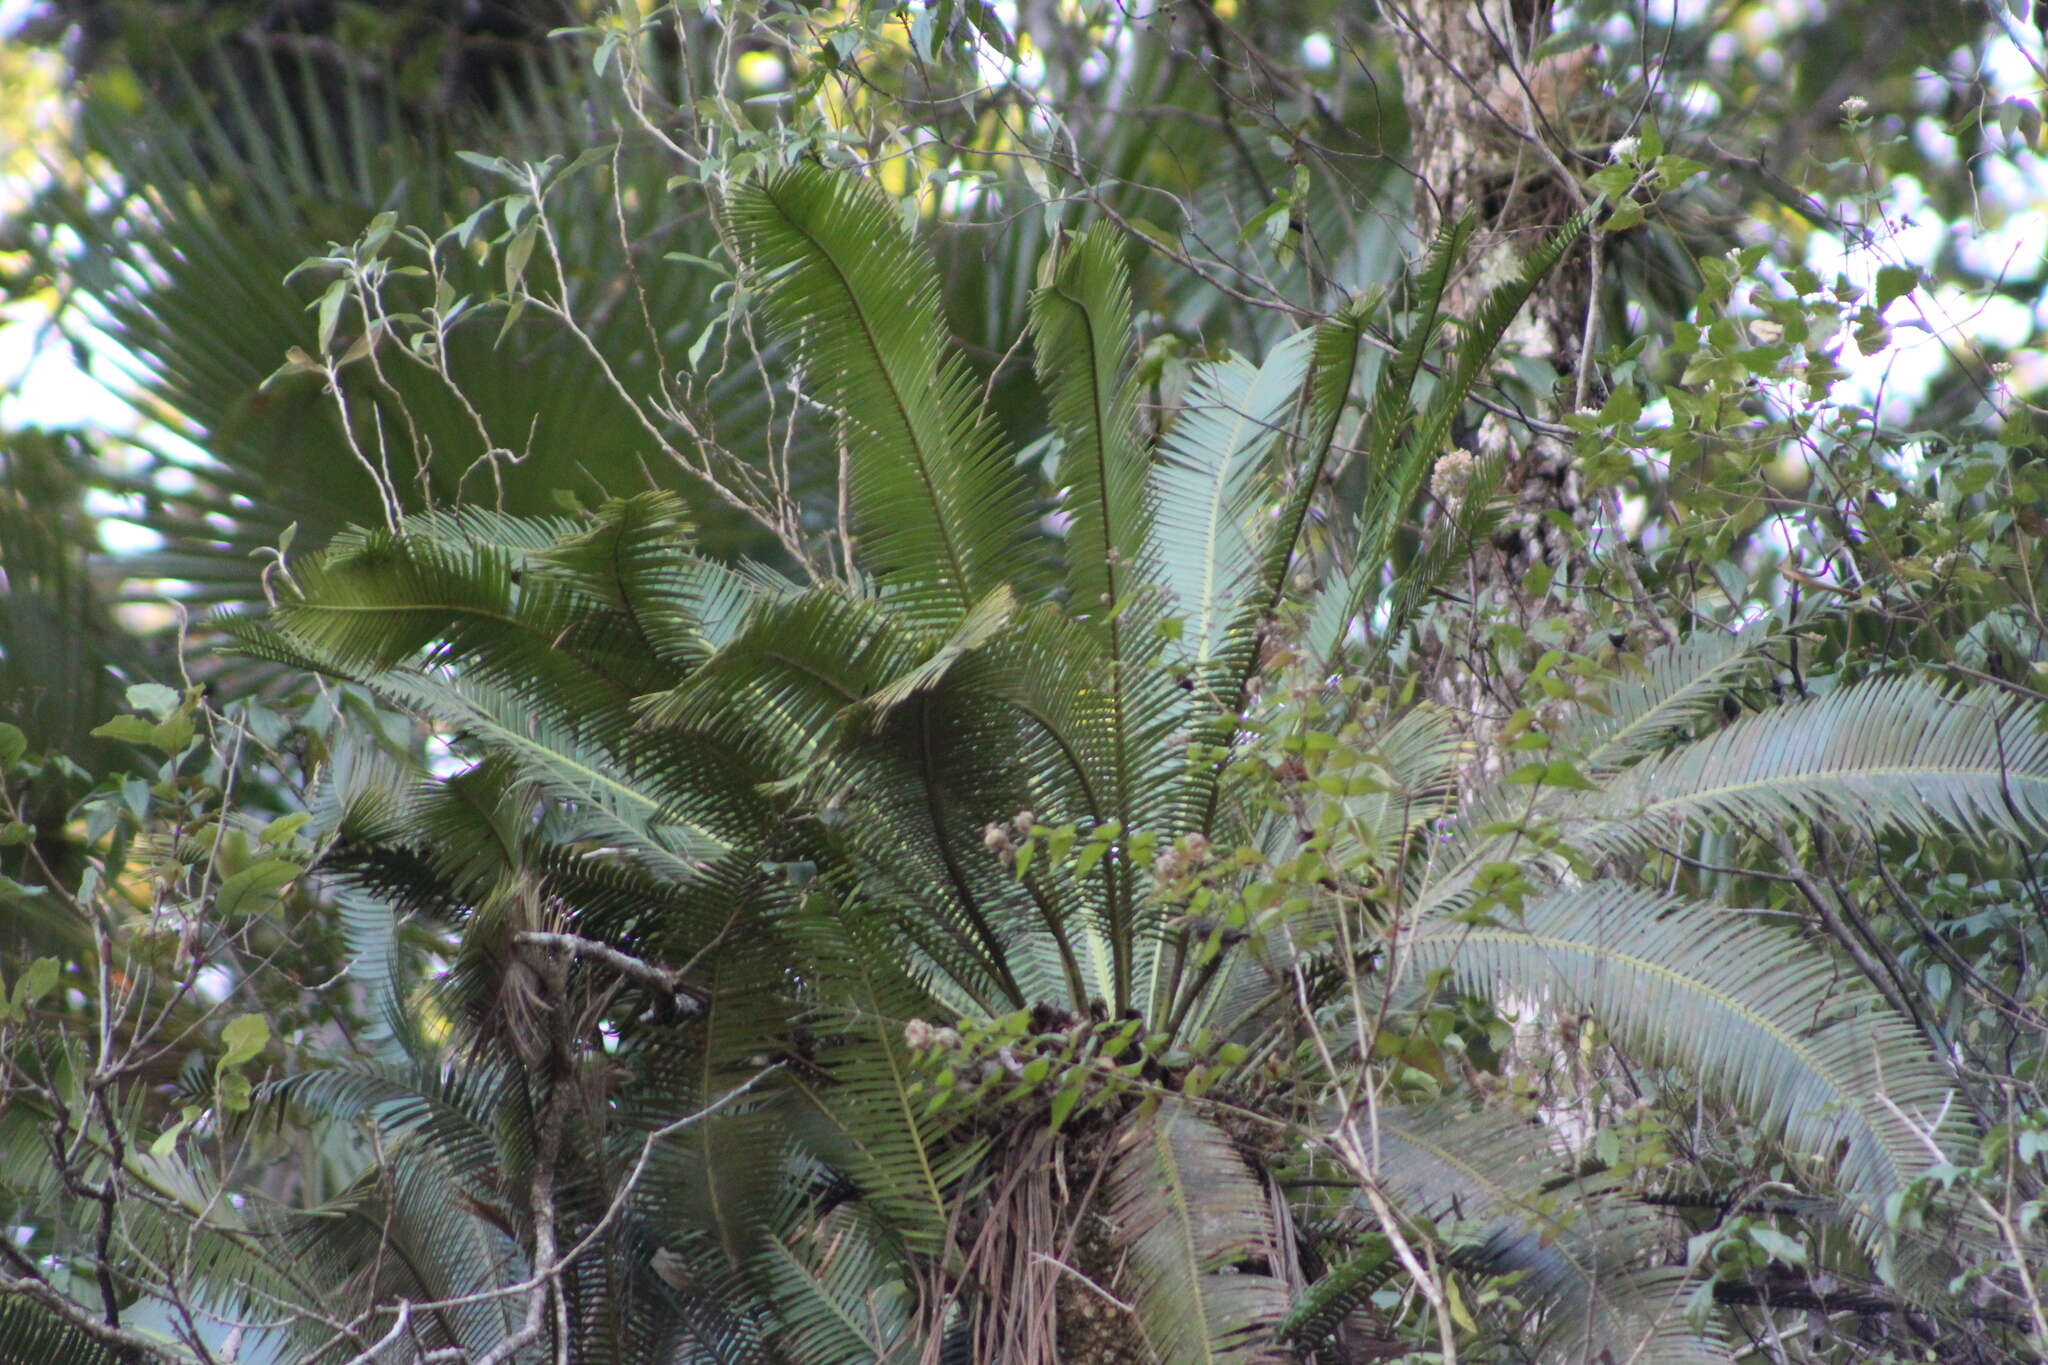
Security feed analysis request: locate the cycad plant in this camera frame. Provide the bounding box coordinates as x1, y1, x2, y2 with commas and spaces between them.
218, 164, 2048, 1363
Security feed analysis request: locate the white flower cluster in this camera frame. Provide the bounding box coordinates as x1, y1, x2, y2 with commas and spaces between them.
1431, 448, 1478, 511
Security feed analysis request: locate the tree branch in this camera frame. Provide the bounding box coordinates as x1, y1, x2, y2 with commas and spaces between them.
513, 931, 707, 1021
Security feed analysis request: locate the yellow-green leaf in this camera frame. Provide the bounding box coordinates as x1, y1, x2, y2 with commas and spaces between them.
215, 859, 303, 916
220, 1013, 269, 1068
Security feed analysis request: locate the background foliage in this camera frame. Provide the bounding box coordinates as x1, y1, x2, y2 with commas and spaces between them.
2, 0, 2046, 1361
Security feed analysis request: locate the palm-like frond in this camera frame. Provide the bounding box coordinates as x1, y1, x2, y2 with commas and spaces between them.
28, 41, 796, 625
1031, 226, 1152, 616
197, 152, 1731, 1362
0, 432, 143, 756
0, 1296, 126, 1365
1331, 208, 1596, 646
726, 166, 1038, 625
1150, 332, 1317, 664
1367, 1101, 1733, 1363
757, 1211, 914, 1364
1322, 704, 1468, 871
1560, 622, 1779, 776
1405, 884, 1964, 1227
1182, 306, 1368, 839
1106, 1098, 1292, 1364
1581, 677, 2048, 850
783, 891, 990, 1255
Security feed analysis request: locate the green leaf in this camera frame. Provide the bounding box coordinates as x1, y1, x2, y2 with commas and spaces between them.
151, 713, 194, 755
1585, 679, 2048, 847
215, 858, 302, 915
12, 957, 60, 1010
455, 149, 521, 182
1049, 1079, 1083, 1132
0, 724, 27, 765
315, 278, 347, 354
125, 683, 182, 719
90, 715, 158, 745
1875, 265, 1919, 309
1073, 840, 1108, 881
1151, 330, 1315, 663
505, 220, 539, 293
259, 812, 312, 846
220, 1012, 270, 1068
1748, 1226, 1808, 1266
1602, 199, 1645, 233
217, 1070, 253, 1113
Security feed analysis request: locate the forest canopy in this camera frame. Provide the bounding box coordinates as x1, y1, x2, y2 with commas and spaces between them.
2, 1, 2046, 1362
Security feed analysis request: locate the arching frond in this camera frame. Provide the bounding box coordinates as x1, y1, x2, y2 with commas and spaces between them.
1150, 330, 1316, 665
1107, 1098, 1292, 1365
1582, 677, 2048, 849
1031, 226, 1152, 616
725, 166, 1037, 625
783, 891, 990, 1255
1332, 208, 1595, 644
1561, 620, 1780, 775
0, 1296, 134, 1365
756, 1210, 915, 1364
1367, 1101, 1733, 1364
1404, 884, 1965, 1229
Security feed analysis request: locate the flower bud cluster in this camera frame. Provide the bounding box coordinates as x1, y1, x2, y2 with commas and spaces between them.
981, 809, 1036, 867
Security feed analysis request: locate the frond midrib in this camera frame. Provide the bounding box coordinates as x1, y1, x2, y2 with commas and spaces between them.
1420, 921, 1930, 1191
757, 177, 974, 619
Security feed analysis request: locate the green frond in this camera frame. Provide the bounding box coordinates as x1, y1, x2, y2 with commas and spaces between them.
725, 165, 1036, 624
1405, 883, 1965, 1229
784, 891, 991, 1253
1250, 304, 1369, 619
1369, 1101, 1733, 1363
1563, 621, 1780, 775
0, 1297, 126, 1365
1276, 1239, 1398, 1351
365, 672, 745, 888
810, 713, 1034, 1010
1353, 213, 1474, 499
857, 586, 1018, 725
335, 506, 589, 557
1025, 226, 1180, 1012
1320, 452, 1511, 671
1583, 677, 2048, 848
1322, 704, 1467, 871
1030, 226, 1152, 615
757, 1210, 914, 1364
1337, 209, 1594, 643
1184, 305, 1367, 837
533, 493, 746, 672
633, 585, 903, 748
32, 39, 795, 619
262, 530, 524, 675
1106, 1099, 1292, 1364
1150, 330, 1316, 664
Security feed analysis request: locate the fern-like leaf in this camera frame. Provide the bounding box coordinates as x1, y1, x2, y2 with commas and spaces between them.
1405, 883, 1965, 1228
726, 166, 1036, 625
1106, 1099, 1292, 1364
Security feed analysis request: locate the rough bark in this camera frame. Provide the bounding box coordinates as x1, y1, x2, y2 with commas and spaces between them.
1385, 0, 1606, 770
1392, 0, 1598, 565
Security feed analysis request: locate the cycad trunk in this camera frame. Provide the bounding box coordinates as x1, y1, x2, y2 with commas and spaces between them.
1388, 0, 1601, 770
